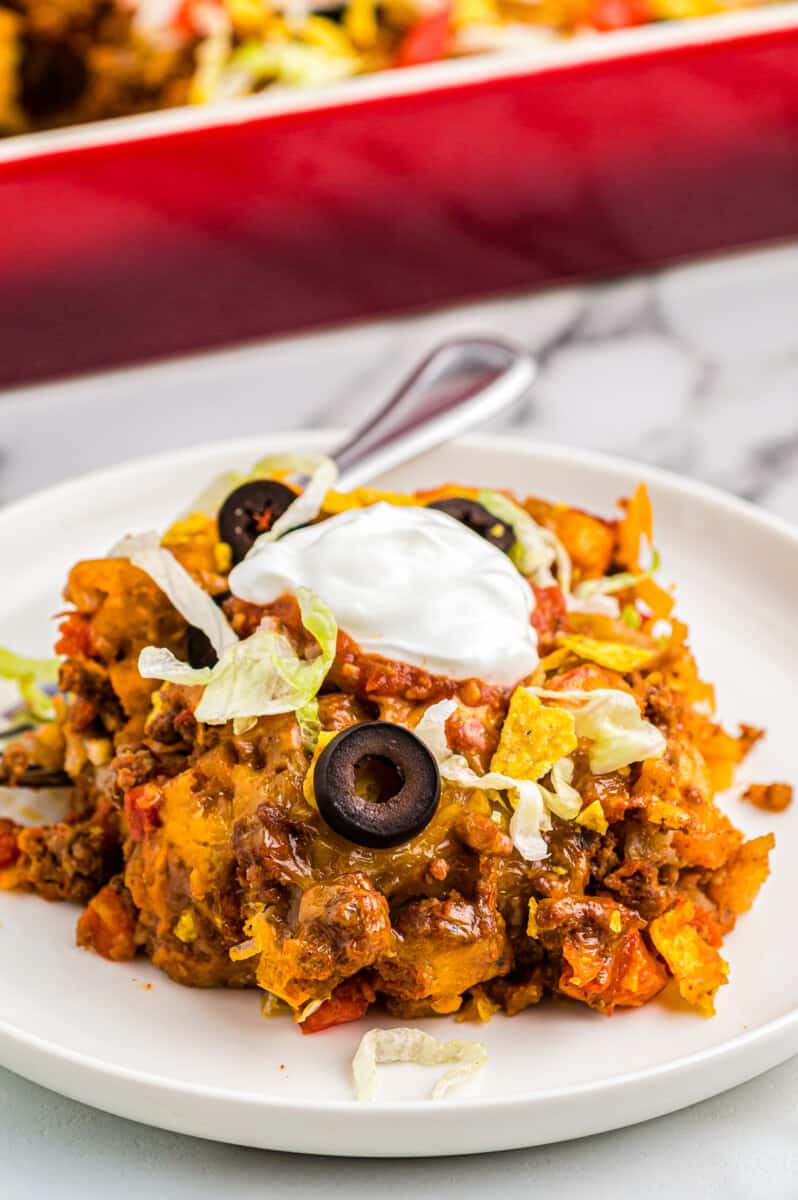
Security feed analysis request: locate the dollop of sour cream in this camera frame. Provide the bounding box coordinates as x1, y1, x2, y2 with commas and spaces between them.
229, 503, 539, 687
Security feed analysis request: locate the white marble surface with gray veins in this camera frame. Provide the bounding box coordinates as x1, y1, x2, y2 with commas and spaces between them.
2, 241, 798, 1198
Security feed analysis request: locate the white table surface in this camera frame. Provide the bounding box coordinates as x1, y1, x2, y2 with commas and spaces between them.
2, 242, 798, 1197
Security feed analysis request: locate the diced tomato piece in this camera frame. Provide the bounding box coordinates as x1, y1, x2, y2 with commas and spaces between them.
300, 978, 374, 1035
55, 612, 94, 658
172, 0, 223, 34
531, 584, 567, 648
124, 784, 163, 842
395, 5, 451, 68
588, 0, 649, 31
0, 818, 20, 869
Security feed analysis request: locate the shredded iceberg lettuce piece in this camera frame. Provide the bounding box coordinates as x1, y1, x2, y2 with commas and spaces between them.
295, 699, 322, 751
530, 687, 666, 774
112, 532, 238, 657
0, 646, 60, 722
186, 453, 338, 555
542, 756, 582, 821
138, 588, 337, 729
228, 39, 359, 89
415, 699, 578, 861
567, 592, 621, 618
186, 453, 334, 520
250, 457, 339, 550
478, 490, 571, 593
572, 549, 661, 602
352, 1028, 487, 1102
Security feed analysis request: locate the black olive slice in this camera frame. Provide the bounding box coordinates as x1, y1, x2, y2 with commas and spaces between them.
15, 765, 72, 789
314, 721, 440, 849
186, 591, 230, 669
428, 498, 514, 554
218, 480, 297, 564
186, 626, 217, 670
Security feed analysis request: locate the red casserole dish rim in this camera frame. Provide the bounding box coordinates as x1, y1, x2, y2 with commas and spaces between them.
2, 2, 798, 163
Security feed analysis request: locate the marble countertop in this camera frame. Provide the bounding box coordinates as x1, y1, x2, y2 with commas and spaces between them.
2, 241, 798, 1197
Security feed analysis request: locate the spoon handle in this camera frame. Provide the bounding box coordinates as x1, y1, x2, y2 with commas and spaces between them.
332, 336, 536, 492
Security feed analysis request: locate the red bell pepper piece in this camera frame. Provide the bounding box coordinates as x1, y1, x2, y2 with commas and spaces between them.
300, 978, 375, 1035
395, 5, 452, 68
588, 0, 649, 30
124, 784, 163, 842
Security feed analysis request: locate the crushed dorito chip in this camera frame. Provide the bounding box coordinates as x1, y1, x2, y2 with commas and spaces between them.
649, 900, 729, 1016
557, 634, 656, 673
708, 834, 774, 919
741, 783, 792, 813
645, 798, 690, 828
576, 800, 609, 835
490, 689, 576, 782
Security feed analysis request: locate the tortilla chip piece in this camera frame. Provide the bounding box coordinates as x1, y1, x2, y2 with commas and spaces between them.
645, 798, 690, 829
617, 483, 653, 570
636, 577, 675, 618
557, 634, 656, 673
649, 900, 729, 1016
490, 689, 576, 782
741, 783, 792, 813
559, 929, 667, 1011
576, 800, 609, 835
708, 834, 774, 920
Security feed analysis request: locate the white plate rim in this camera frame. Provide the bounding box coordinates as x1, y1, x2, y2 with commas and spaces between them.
1, 430, 797, 1151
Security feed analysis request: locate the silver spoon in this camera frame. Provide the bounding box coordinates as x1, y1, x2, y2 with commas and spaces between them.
330, 336, 536, 492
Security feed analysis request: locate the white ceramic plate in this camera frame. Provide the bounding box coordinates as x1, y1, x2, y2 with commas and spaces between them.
0, 432, 796, 1157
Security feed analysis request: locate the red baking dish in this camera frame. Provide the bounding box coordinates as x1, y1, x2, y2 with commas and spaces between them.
2, 7, 798, 387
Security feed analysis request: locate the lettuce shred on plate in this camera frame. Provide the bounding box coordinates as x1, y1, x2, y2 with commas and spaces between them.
0, 457, 783, 1100
1, 0, 775, 138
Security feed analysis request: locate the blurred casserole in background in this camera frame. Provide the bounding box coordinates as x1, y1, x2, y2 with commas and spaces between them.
0, 0, 783, 135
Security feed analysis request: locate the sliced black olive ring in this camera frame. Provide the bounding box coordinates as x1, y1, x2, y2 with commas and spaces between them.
16, 765, 72, 788
186, 590, 231, 670
428, 497, 514, 554
314, 722, 440, 849
217, 479, 297, 565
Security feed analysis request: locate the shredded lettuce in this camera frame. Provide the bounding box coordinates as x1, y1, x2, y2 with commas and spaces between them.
572, 549, 661, 602
228, 40, 359, 89
542, 756, 582, 820
415, 699, 578, 861
187, 453, 335, 520
567, 592, 621, 618
530, 687, 666, 774
193, 36, 358, 103
352, 1028, 487, 1102
478, 490, 571, 593
249, 457, 338, 551
138, 587, 336, 731
186, 453, 338, 556
0, 646, 60, 722
112, 532, 238, 656
295, 699, 322, 751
